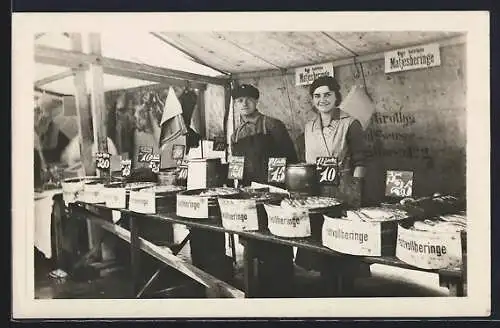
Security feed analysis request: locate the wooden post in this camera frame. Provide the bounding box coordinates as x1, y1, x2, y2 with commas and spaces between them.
88, 33, 109, 162
197, 89, 206, 138
70, 33, 95, 176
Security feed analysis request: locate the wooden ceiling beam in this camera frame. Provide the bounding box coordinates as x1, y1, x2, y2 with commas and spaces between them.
34, 69, 75, 87
34, 45, 228, 86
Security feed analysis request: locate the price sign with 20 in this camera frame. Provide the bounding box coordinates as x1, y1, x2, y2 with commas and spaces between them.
268, 157, 287, 183
96, 152, 111, 170
316, 157, 339, 185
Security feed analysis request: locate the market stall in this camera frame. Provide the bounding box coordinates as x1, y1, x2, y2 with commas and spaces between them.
33, 31, 467, 299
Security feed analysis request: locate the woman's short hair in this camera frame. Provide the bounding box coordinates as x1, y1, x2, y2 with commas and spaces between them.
309, 76, 342, 107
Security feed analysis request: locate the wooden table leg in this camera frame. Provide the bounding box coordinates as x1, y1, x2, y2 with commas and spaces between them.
51, 194, 65, 270
129, 214, 141, 297
241, 237, 259, 298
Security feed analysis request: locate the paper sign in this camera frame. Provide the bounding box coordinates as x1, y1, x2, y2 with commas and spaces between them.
128, 190, 156, 214
395, 224, 462, 270
149, 154, 161, 174
385, 170, 414, 197
95, 152, 111, 170
316, 157, 339, 185
213, 139, 227, 151
322, 216, 382, 256
264, 204, 311, 238
172, 144, 186, 160
103, 187, 127, 209
187, 160, 207, 190
218, 198, 259, 231
121, 160, 132, 177
228, 156, 245, 180
385, 43, 441, 73
176, 195, 209, 219
81, 183, 105, 204
295, 62, 334, 86
137, 146, 154, 163
268, 157, 287, 183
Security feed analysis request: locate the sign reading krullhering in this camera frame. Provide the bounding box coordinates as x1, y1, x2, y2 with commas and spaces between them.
295, 63, 334, 86
384, 43, 441, 73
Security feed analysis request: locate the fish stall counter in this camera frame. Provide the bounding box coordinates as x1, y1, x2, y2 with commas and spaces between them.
67, 158, 467, 298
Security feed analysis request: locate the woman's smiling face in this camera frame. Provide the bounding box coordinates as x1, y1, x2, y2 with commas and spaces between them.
312, 85, 337, 114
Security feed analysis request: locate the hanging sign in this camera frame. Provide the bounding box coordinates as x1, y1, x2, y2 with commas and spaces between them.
322, 216, 382, 256
384, 43, 441, 73
268, 157, 287, 183
316, 157, 339, 185
95, 152, 111, 170
228, 156, 245, 180
395, 224, 462, 270
385, 170, 414, 198
137, 146, 154, 163
172, 144, 185, 160
121, 160, 132, 177
295, 63, 334, 86
149, 154, 161, 173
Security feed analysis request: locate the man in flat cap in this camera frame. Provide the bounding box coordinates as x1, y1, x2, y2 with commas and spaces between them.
231, 84, 298, 184
230, 83, 297, 297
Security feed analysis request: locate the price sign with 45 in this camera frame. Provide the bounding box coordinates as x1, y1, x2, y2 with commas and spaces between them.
96, 152, 111, 170
268, 157, 286, 183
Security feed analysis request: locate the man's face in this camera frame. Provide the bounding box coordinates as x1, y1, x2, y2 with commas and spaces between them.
234, 96, 257, 116
312, 85, 337, 114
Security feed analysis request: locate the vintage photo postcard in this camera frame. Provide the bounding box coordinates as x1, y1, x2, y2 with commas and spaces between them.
12, 11, 490, 319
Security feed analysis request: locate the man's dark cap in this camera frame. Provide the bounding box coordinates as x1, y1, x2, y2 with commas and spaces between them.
232, 84, 260, 100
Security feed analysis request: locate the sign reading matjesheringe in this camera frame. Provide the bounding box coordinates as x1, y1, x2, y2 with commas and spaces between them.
385, 43, 441, 73
295, 63, 334, 86
322, 216, 382, 256
396, 224, 462, 270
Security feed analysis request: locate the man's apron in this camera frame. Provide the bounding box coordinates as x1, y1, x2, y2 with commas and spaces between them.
231, 120, 294, 296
